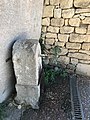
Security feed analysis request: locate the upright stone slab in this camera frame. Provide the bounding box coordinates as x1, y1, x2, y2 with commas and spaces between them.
12, 39, 42, 109
0, 0, 44, 102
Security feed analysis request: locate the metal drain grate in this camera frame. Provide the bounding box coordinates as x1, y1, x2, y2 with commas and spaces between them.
70, 75, 84, 120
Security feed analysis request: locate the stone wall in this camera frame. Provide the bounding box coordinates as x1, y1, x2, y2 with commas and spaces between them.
41, 0, 90, 76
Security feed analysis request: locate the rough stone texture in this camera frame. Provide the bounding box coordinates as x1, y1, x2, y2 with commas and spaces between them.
75, 9, 90, 14
69, 50, 78, 53
82, 17, 90, 24
58, 56, 70, 65
59, 48, 68, 55
54, 8, 61, 18
60, 26, 74, 33
75, 27, 86, 34
87, 25, 90, 34
42, 0, 90, 76
65, 19, 69, 26
0, 0, 43, 103
58, 34, 69, 42
13, 39, 42, 109
43, 6, 54, 17
76, 63, 90, 76
45, 0, 49, 5
46, 33, 57, 39
45, 39, 55, 45
51, 18, 64, 27
16, 84, 40, 109
69, 18, 80, 27
79, 50, 90, 55
60, 0, 73, 9
74, 0, 90, 8
70, 34, 90, 43
82, 43, 90, 50
79, 60, 90, 64
55, 42, 65, 47
42, 27, 47, 33
47, 26, 59, 33
66, 42, 81, 49
62, 9, 75, 18
13, 39, 42, 86
42, 18, 50, 26
50, 0, 60, 5
71, 58, 78, 65
68, 53, 90, 60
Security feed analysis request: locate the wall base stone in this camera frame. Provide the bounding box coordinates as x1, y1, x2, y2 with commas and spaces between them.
76, 63, 90, 76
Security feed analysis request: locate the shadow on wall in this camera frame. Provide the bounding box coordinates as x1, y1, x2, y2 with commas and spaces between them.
5, 32, 30, 100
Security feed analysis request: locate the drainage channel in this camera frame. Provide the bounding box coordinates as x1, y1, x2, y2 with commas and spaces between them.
70, 75, 84, 120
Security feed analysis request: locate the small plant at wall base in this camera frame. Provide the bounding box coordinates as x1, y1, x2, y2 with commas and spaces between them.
39, 37, 68, 86
44, 65, 68, 86
51, 45, 61, 65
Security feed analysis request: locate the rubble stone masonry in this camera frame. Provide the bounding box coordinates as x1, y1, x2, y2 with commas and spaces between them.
42, 0, 90, 76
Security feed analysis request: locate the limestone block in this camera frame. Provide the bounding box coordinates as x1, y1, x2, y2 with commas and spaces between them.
50, 0, 60, 5
75, 9, 90, 14
82, 43, 90, 50
69, 18, 80, 27
45, 45, 52, 49
71, 58, 78, 65
51, 18, 64, 27
60, 26, 74, 33
74, 0, 90, 8
45, 39, 55, 45
66, 42, 81, 49
58, 56, 70, 65
75, 27, 86, 34
13, 39, 42, 86
65, 19, 69, 26
0, 0, 44, 103
79, 50, 90, 55
42, 18, 50, 26
87, 25, 90, 34
45, 0, 49, 5
79, 60, 90, 64
47, 26, 59, 33
16, 84, 40, 109
41, 33, 46, 38
80, 13, 90, 17
58, 34, 69, 42
68, 52, 90, 60
70, 34, 90, 43
76, 63, 90, 76
46, 33, 57, 39
54, 8, 61, 18
79, 15, 85, 20
69, 50, 78, 52
59, 48, 68, 55
60, 0, 73, 9
43, 6, 54, 17
62, 9, 75, 18
82, 17, 90, 24
42, 26, 47, 33
55, 42, 65, 47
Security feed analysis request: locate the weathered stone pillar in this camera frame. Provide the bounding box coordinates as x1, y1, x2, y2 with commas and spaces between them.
13, 39, 42, 109
0, 0, 44, 102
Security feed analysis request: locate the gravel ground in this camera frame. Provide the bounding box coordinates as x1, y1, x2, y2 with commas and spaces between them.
21, 78, 71, 120
3, 77, 71, 120
77, 75, 90, 120
3, 74, 90, 120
